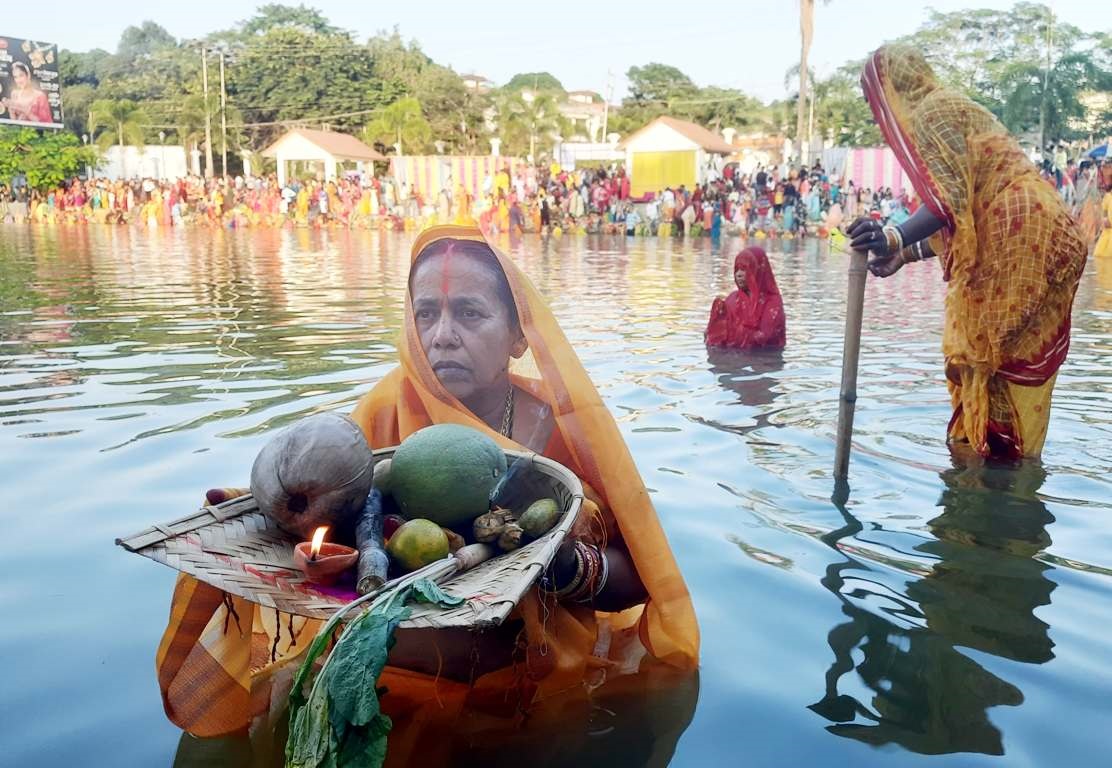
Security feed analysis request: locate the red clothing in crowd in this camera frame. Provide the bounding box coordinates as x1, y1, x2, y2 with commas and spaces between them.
705, 247, 786, 350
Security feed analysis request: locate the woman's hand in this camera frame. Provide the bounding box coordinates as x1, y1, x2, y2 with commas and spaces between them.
867, 249, 905, 278
846, 216, 890, 255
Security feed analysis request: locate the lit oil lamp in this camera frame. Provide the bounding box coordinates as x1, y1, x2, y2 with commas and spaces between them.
294, 525, 358, 585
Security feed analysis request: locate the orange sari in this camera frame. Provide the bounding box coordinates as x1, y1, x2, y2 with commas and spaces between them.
155, 225, 698, 762
862, 45, 1086, 458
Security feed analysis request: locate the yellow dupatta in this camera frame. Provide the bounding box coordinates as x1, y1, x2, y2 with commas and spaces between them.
862, 45, 1086, 457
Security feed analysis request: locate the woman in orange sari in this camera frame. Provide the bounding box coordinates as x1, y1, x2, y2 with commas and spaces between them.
156, 225, 698, 765
848, 45, 1086, 460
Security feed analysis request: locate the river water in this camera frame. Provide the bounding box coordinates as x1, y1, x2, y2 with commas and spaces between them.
2, 225, 1110, 767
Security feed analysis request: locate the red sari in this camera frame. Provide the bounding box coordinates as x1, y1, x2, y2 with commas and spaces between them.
705, 247, 786, 349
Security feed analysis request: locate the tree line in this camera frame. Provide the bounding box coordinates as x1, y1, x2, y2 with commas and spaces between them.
2, 2, 1108, 189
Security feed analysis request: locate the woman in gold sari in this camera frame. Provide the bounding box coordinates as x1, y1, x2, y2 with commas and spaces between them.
156, 225, 699, 765
848, 45, 1086, 460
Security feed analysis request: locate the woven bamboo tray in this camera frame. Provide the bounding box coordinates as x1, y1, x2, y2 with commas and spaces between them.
116, 447, 582, 629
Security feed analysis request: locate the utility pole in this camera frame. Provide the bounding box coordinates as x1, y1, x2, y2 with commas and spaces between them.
201, 47, 213, 179
807, 83, 815, 164
602, 69, 614, 142
1039, 10, 1054, 155
219, 51, 228, 178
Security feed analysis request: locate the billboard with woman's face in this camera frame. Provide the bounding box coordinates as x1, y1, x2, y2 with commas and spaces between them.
0, 36, 63, 129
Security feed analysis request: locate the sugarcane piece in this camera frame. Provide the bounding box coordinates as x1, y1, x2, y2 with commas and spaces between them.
453, 542, 495, 571
355, 489, 390, 594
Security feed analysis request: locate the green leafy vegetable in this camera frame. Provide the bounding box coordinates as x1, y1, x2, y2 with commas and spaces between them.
286, 578, 462, 768
411, 579, 465, 607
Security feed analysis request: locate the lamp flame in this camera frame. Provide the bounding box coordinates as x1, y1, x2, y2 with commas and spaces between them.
310, 526, 328, 561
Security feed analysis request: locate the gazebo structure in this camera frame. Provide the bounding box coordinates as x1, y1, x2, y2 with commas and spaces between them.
261, 128, 386, 186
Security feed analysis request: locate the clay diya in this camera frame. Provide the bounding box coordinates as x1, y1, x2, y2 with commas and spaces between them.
294, 526, 358, 586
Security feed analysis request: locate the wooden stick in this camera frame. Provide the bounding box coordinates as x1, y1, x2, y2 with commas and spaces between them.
834, 248, 869, 480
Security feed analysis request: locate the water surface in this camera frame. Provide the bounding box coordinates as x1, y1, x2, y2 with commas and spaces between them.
2, 225, 1110, 766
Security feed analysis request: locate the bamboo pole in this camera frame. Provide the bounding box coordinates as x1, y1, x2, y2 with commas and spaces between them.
834, 248, 869, 479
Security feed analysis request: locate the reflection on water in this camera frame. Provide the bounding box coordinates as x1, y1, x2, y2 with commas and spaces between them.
812, 463, 1054, 755
170, 670, 700, 768
2, 226, 1112, 767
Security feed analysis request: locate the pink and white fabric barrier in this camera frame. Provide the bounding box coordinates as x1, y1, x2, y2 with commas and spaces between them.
389, 156, 531, 201
822, 147, 914, 197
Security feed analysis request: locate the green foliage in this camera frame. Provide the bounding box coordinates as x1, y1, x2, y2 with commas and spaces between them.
626, 63, 697, 104
616, 62, 773, 137
238, 4, 342, 37
505, 72, 565, 93
361, 97, 431, 155
892, 2, 1110, 143
365, 31, 489, 153
286, 578, 463, 768
88, 99, 148, 149
495, 90, 568, 159
116, 21, 177, 60
229, 27, 387, 143
0, 127, 98, 189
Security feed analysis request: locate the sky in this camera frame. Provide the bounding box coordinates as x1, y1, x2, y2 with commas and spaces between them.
4, 1, 1111, 103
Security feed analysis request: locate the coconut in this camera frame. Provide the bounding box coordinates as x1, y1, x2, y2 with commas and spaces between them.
250, 412, 375, 540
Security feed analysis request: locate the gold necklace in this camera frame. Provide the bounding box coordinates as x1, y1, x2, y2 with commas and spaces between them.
500, 386, 515, 437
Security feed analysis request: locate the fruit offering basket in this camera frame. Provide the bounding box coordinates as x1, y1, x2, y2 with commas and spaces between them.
116, 447, 582, 629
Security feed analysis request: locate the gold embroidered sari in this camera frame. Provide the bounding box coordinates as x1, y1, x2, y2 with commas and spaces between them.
862, 45, 1087, 458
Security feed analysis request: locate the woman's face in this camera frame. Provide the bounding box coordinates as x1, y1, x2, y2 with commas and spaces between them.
13, 67, 29, 88
735, 266, 748, 292
411, 251, 523, 402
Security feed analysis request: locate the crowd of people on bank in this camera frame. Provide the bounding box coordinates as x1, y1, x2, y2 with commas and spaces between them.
1, 151, 1109, 249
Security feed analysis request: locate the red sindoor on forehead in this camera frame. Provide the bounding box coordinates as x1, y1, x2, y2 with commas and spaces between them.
440, 241, 456, 297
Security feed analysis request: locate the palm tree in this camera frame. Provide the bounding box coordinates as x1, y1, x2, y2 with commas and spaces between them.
796, 0, 816, 162
362, 97, 432, 156
495, 91, 568, 160
177, 93, 244, 175
89, 98, 148, 178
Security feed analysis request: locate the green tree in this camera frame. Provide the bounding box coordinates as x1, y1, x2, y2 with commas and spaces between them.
58, 47, 112, 87
997, 51, 1111, 143
229, 27, 387, 144
238, 4, 341, 36
626, 63, 697, 104
505, 72, 564, 93
495, 91, 567, 159
362, 97, 431, 155
617, 63, 699, 133
813, 63, 881, 146
117, 21, 177, 60
0, 127, 98, 189
175, 92, 245, 162
366, 30, 489, 152
89, 99, 148, 177
892, 3, 1109, 145
61, 83, 97, 137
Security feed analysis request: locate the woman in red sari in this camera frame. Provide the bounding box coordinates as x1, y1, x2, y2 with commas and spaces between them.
705, 246, 786, 349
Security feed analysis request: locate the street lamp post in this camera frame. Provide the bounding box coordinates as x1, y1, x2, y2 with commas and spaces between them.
159, 131, 166, 181
81, 134, 91, 179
